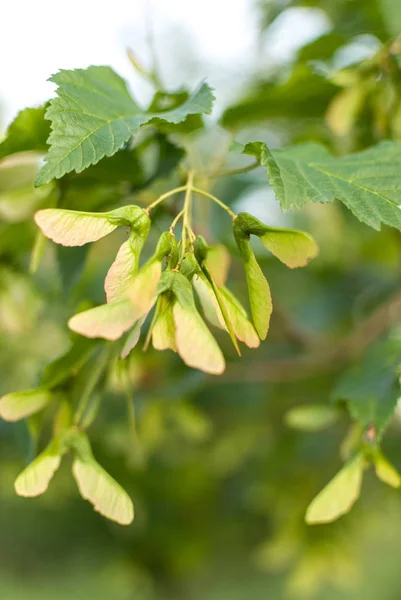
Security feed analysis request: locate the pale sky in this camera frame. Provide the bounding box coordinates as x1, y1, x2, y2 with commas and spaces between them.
0, 0, 331, 129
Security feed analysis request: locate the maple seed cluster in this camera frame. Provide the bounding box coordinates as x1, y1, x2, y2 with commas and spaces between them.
34, 196, 318, 375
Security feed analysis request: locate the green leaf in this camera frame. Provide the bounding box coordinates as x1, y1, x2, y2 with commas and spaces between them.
14, 435, 66, 497
305, 453, 365, 524
285, 405, 339, 432
244, 141, 401, 232
333, 340, 401, 437
71, 431, 134, 525
0, 389, 52, 422
373, 449, 401, 488
68, 298, 137, 341
36, 66, 214, 185
0, 106, 50, 161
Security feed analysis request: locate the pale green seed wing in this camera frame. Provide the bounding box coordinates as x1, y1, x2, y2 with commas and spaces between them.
244, 251, 272, 340
35, 208, 117, 246
14, 436, 65, 497
72, 457, 134, 525
152, 296, 177, 352
305, 453, 365, 524
120, 316, 146, 359
127, 261, 162, 316
193, 274, 225, 330
173, 302, 225, 375
0, 388, 52, 421
373, 450, 401, 488
218, 287, 260, 348
259, 227, 318, 268
68, 298, 137, 341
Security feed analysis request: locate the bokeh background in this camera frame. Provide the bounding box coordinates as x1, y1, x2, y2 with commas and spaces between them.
1, 0, 401, 598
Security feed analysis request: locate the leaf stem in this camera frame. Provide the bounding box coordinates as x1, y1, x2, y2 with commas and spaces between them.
207, 160, 260, 179
145, 185, 187, 213
191, 187, 236, 218
181, 171, 195, 259
169, 209, 185, 232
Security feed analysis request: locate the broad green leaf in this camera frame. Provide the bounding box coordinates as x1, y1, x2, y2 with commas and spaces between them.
120, 316, 146, 359
244, 141, 401, 232
35, 209, 117, 246
285, 405, 339, 432
0, 388, 52, 422
333, 340, 401, 437
152, 295, 177, 352
173, 302, 225, 375
14, 436, 66, 497
68, 298, 137, 341
305, 453, 365, 524
36, 66, 214, 185
72, 457, 134, 525
0, 106, 50, 161
373, 450, 401, 488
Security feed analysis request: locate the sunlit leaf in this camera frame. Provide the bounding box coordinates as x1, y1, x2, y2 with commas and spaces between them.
244, 140, 401, 232
305, 453, 365, 524
0, 388, 52, 422
36, 66, 215, 185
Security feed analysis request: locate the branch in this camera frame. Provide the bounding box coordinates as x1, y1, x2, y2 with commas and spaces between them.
218, 289, 401, 383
